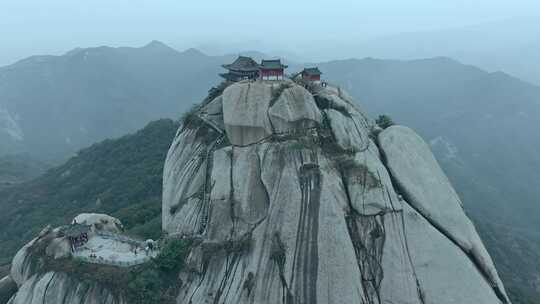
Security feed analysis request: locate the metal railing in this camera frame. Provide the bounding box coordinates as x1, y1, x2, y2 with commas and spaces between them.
75, 255, 153, 267
96, 231, 145, 246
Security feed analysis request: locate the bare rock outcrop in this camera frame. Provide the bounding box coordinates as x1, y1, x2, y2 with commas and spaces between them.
73, 213, 124, 234
222, 81, 275, 146
378, 125, 510, 303
6, 216, 126, 304
163, 80, 511, 303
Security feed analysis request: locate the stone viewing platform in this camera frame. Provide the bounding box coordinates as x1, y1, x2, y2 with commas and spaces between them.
6, 213, 163, 303
50, 213, 160, 267
72, 231, 158, 267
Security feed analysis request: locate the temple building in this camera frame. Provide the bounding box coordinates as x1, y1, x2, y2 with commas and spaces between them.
220, 56, 260, 81
301, 67, 322, 81
259, 59, 288, 80
62, 223, 91, 251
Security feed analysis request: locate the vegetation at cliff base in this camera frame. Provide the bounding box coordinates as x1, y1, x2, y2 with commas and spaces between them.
154, 238, 194, 273
127, 238, 194, 304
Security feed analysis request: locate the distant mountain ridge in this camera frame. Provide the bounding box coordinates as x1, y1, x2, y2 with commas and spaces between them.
342, 17, 540, 86
0, 41, 224, 160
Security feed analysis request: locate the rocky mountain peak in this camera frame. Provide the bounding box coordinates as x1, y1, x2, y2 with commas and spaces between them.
142, 40, 180, 55
161, 79, 511, 303
144, 40, 169, 49
1, 79, 512, 304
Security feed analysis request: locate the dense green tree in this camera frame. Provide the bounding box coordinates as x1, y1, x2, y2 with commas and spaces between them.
375, 114, 395, 129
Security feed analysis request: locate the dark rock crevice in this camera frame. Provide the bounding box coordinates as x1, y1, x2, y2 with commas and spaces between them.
345, 213, 385, 304
290, 161, 321, 304
199, 135, 225, 235
270, 233, 293, 304
41, 272, 56, 303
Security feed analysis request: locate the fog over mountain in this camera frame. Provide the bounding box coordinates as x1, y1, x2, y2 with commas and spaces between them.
2, 1, 540, 83
1, 1, 540, 303
1, 42, 540, 302
0, 42, 223, 160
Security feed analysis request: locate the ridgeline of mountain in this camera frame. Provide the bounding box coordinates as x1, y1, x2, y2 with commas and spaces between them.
2, 79, 511, 304
0, 119, 178, 268
0, 41, 222, 160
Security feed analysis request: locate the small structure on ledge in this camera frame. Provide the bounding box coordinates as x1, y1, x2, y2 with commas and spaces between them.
259, 59, 288, 80
62, 223, 91, 251
220, 56, 260, 82
301, 67, 322, 81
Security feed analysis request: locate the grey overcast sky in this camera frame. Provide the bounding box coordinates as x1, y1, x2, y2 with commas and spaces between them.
0, 0, 539, 65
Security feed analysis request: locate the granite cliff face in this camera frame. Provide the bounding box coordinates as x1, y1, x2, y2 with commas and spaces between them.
2, 79, 511, 304
163, 80, 511, 304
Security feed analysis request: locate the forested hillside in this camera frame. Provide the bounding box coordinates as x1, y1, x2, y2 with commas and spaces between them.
0, 119, 178, 267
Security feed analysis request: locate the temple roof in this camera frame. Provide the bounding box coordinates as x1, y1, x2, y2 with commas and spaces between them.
302, 67, 322, 76
222, 56, 260, 72
62, 224, 91, 237
219, 72, 237, 80
260, 59, 288, 70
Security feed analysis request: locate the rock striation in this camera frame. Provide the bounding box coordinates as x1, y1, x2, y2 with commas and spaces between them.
162, 80, 511, 304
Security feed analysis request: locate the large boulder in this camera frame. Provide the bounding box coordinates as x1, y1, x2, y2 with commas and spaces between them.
222, 81, 274, 146
325, 108, 370, 152
268, 85, 322, 133
72, 213, 123, 234
164, 81, 511, 304
378, 125, 509, 303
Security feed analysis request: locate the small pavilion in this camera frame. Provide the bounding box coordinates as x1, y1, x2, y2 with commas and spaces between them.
62, 223, 91, 251
301, 67, 322, 81
220, 56, 260, 81
259, 59, 288, 80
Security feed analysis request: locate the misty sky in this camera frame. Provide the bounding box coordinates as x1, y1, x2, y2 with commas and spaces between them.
1, 0, 539, 66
